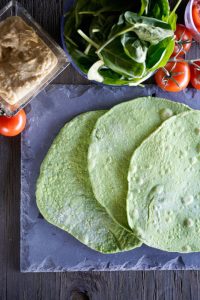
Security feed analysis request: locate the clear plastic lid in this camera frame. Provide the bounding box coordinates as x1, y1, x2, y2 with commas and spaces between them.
0, 1, 69, 116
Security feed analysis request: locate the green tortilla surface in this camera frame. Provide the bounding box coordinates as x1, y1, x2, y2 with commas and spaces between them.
88, 97, 190, 230
127, 110, 200, 253
36, 111, 140, 253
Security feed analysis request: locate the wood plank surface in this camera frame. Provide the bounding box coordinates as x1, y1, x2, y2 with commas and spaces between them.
0, 0, 199, 299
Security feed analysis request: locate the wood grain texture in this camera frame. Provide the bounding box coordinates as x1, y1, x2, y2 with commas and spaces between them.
0, 0, 200, 299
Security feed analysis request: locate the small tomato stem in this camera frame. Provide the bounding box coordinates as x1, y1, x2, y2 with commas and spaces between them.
171, 76, 180, 87
191, 62, 200, 70
169, 58, 200, 63
162, 67, 170, 77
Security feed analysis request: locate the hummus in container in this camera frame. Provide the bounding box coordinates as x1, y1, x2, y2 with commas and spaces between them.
0, 16, 58, 105
0, 1, 68, 116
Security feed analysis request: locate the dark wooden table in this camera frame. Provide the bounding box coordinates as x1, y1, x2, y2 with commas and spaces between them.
0, 0, 200, 299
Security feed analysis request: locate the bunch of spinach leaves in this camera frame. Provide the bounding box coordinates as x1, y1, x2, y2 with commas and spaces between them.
64, 0, 181, 85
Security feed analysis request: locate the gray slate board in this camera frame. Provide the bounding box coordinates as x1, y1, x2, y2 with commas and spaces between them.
21, 84, 200, 272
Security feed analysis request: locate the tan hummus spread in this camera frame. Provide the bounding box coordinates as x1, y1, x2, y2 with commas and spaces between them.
0, 16, 58, 105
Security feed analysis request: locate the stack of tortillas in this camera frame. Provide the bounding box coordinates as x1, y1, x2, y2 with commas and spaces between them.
37, 97, 200, 253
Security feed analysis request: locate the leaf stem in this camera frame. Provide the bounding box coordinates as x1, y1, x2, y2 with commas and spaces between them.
84, 44, 92, 55
78, 11, 97, 15
96, 26, 134, 54
169, 0, 182, 18
78, 7, 113, 16
77, 29, 99, 49
64, 36, 78, 48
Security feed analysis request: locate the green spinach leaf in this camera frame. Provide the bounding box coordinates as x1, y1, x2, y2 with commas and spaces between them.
139, 0, 180, 30
167, 12, 177, 30
121, 33, 148, 63
99, 67, 153, 85
124, 12, 173, 44
139, 0, 149, 16
146, 37, 175, 70
147, 0, 170, 20
99, 37, 146, 78
97, 13, 174, 54
67, 44, 97, 74
63, 0, 178, 86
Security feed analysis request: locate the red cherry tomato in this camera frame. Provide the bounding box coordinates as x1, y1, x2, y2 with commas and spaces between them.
171, 24, 192, 57
0, 109, 26, 137
155, 61, 190, 92
192, 3, 200, 28
196, 25, 200, 32
190, 61, 200, 89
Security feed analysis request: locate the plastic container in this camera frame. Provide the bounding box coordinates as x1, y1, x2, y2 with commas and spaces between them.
0, 1, 69, 116
185, 0, 200, 42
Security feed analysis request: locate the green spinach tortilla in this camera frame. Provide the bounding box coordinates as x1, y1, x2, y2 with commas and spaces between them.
88, 97, 190, 230
127, 110, 200, 252
36, 111, 140, 253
